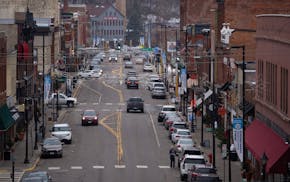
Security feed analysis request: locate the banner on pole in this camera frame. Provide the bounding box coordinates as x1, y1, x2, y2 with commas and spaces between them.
233, 118, 243, 162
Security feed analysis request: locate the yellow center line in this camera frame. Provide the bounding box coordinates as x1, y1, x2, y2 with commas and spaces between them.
99, 112, 118, 137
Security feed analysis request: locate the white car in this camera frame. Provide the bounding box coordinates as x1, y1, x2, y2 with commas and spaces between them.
174, 138, 195, 153
50, 123, 72, 144
143, 63, 154, 72
179, 154, 207, 181
147, 77, 163, 90
78, 70, 92, 78
171, 128, 191, 143
135, 57, 144, 64
90, 70, 102, 78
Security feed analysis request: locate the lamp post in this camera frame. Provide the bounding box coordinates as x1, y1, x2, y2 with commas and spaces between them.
261, 152, 268, 181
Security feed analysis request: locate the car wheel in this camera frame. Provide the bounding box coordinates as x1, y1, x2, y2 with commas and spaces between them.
67, 102, 74, 107
68, 139, 72, 144
127, 109, 129, 113
141, 109, 144, 113
59, 153, 63, 158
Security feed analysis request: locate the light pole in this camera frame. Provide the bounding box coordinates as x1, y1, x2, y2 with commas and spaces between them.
261, 152, 268, 181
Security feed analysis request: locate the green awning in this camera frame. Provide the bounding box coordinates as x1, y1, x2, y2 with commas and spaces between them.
0, 104, 15, 131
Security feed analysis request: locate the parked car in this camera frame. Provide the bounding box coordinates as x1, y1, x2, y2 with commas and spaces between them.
171, 128, 191, 143
168, 122, 188, 139
50, 123, 72, 144
47, 93, 77, 108
174, 138, 195, 153
126, 97, 144, 113
81, 109, 99, 126
151, 87, 166, 99
124, 61, 134, 68
41, 137, 63, 158
21, 171, 52, 182
158, 105, 177, 122
147, 77, 163, 90
164, 115, 184, 130
178, 146, 203, 168
179, 154, 207, 181
143, 63, 154, 72
187, 166, 219, 182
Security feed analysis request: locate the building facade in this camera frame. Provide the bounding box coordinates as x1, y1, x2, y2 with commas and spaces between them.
90, 3, 125, 48
247, 14, 290, 181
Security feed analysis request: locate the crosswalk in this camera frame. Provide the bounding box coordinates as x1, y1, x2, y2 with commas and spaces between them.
46, 165, 171, 171
0, 171, 24, 182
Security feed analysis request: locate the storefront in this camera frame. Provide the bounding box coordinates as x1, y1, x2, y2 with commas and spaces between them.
0, 103, 17, 160
245, 119, 290, 181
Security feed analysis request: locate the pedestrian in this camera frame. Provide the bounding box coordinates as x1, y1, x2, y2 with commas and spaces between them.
169, 145, 176, 168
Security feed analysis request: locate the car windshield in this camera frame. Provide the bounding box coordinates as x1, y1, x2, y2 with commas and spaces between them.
163, 107, 176, 111
179, 139, 193, 145
196, 167, 216, 174
177, 130, 190, 135
44, 138, 61, 145
184, 150, 202, 155
184, 158, 206, 164
84, 110, 96, 116
129, 98, 142, 102
173, 124, 187, 129
52, 126, 70, 132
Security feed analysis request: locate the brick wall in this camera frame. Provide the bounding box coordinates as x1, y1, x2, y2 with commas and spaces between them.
0, 32, 7, 104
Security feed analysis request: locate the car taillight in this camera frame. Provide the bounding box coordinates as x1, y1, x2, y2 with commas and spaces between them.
170, 128, 174, 131
191, 173, 198, 177
94, 117, 98, 120
82, 117, 86, 120
176, 135, 180, 137
127, 81, 131, 84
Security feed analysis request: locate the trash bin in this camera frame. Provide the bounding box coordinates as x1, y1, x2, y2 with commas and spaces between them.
4, 151, 10, 160
230, 151, 238, 161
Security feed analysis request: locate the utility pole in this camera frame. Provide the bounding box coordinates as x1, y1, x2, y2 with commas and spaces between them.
211, 29, 216, 168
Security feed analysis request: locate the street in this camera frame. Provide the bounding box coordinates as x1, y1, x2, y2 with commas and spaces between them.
34, 60, 180, 181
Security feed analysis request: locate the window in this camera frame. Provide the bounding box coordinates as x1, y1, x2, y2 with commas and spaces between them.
280, 67, 288, 114
265, 62, 277, 106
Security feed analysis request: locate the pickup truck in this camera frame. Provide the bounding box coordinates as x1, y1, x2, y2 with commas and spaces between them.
47, 93, 77, 108
126, 97, 144, 113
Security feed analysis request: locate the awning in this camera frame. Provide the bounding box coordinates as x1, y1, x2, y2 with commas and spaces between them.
0, 104, 16, 131
245, 119, 290, 174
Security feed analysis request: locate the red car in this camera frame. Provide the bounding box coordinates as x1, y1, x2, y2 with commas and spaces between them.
81, 110, 98, 126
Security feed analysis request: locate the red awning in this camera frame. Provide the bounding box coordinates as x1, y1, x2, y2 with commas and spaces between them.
245, 119, 290, 174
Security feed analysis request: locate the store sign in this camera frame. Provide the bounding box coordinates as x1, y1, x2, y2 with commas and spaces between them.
233, 118, 243, 162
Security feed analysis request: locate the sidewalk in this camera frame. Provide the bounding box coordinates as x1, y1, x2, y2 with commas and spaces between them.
190, 115, 243, 182
0, 75, 72, 181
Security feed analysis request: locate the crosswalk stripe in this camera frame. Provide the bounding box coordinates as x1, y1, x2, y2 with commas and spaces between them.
48, 167, 60, 170
136, 165, 148, 169
71, 166, 83, 170
114, 165, 126, 168
158, 165, 170, 169
93, 166, 105, 169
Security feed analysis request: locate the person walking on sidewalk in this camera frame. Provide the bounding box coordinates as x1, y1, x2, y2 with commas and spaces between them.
169, 145, 176, 168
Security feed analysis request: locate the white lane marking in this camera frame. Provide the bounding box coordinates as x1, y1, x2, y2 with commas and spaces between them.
102, 109, 111, 112
48, 167, 60, 170
149, 111, 160, 148
93, 166, 105, 169
158, 165, 170, 169
105, 103, 113, 105
71, 166, 83, 170
136, 165, 148, 169
93, 103, 99, 105
118, 103, 125, 105
114, 165, 126, 168
79, 103, 87, 105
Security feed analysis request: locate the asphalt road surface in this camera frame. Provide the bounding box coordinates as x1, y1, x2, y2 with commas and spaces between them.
33, 58, 181, 182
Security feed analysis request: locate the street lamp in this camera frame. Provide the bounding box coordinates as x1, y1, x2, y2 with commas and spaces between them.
261, 152, 268, 181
